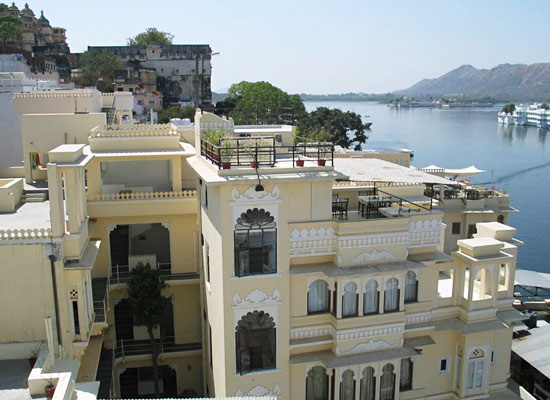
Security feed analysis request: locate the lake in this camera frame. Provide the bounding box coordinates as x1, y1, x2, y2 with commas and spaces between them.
305, 101, 550, 273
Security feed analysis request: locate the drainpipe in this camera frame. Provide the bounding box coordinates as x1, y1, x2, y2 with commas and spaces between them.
48, 251, 62, 348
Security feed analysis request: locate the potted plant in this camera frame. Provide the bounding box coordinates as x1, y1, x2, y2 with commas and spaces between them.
220, 137, 233, 169
314, 127, 331, 166
296, 155, 304, 167
44, 377, 56, 399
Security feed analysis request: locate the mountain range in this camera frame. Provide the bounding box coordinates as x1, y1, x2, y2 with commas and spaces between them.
395, 63, 550, 101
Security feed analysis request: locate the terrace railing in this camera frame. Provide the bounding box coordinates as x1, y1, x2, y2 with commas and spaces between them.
201, 136, 334, 169
88, 190, 197, 201
110, 263, 199, 285
114, 337, 201, 359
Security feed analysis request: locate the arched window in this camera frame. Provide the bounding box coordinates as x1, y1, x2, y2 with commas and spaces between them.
234, 208, 277, 277
473, 268, 493, 301
308, 280, 330, 314
340, 369, 355, 400
466, 349, 485, 390
342, 282, 358, 317
363, 280, 379, 315
404, 271, 418, 303
359, 366, 376, 400
235, 311, 276, 374
497, 215, 505, 224
384, 278, 399, 312
306, 366, 329, 400
380, 364, 395, 400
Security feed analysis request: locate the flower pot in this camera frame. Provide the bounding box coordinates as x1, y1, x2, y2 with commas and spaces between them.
296, 159, 304, 167
317, 159, 326, 166
222, 162, 231, 169
251, 162, 259, 169
45, 384, 55, 399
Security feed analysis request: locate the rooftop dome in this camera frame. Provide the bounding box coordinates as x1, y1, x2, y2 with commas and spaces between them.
38, 10, 49, 26
20, 3, 34, 16
8, 2, 19, 11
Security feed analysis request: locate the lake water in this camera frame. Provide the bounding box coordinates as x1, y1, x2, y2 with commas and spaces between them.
305, 101, 550, 273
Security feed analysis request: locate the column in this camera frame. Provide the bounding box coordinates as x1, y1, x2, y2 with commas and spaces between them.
357, 280, 364, 317
336, 280, 343, 319
64, 169, 81, 234
399, 276, 405, 312
47, 164, 65, 237
172, 157, 182, 192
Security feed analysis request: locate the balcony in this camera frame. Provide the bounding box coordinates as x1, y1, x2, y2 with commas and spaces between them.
114, 337, 201, 359
110, 264, 199, 286
88, 189, 196, 202
426, 185, 512, 212
200, 136, 334, 170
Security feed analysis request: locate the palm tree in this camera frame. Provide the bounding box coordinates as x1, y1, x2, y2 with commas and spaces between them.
127, 263, 170, 398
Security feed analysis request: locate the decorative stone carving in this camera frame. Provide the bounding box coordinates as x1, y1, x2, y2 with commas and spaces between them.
408, 217, 443, 247
233, 289, 281, 306
346, 340, 392, 355
236, 384, 281, 397
351, 250, 396, 263
231, 185, 280, 203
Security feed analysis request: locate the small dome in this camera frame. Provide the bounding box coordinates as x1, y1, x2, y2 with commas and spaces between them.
8, 2, 19, 11
20, 3, 34, 16
38, 10, 49, 26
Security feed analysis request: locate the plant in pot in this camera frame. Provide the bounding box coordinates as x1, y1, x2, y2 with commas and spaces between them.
314, 127, 331, 166
220, 137, 233, 169
44, 376, 56, 399
29, 343, 41, 369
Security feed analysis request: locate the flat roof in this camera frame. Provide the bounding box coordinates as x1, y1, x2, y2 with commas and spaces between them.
0, 201, 51, 230
0, 359, 31, 400
513, 323, 550, 379
334, 158, 456, 185
515, 269, 550, 288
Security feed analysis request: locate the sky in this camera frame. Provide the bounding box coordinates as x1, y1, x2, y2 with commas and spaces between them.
20, 0, 550, 94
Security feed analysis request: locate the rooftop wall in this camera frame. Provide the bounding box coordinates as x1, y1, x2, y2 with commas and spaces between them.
14, 89, 102, 114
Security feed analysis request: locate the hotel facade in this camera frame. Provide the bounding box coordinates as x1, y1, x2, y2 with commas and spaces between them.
0, 92, 522, 400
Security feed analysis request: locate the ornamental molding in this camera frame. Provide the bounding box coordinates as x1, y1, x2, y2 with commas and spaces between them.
405, 312, 431, 325
351, 250, 396, 263
233, 289, 281, 307
345, 339, 392, 355
236, 384, 281, 397
231, 185, 280, 204
290, 322, 404, 342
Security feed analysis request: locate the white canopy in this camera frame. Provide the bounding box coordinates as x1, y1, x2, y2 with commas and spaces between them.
420, 164, 486, 178
334, 158, 455, 185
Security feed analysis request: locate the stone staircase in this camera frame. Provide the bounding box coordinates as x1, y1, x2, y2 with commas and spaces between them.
21, 189, 47, 203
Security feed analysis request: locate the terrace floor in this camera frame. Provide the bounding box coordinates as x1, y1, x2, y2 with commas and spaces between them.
0, 201, 51, 230
0, 359, 33, 400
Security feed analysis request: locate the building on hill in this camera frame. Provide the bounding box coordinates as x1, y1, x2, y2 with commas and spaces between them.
0, 105, 523, 399
85, 44, 213, 107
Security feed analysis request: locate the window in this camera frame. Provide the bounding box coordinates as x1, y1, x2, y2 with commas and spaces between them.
439, 357, 450, 374
306, 366, 329, 400
404, 271, 418, 303
308, 280, 330, 314
497, 215, 505, 224
400, 358, 413, 391
438, 269, 454, 299
384, 278, 399, 312
235, 311, 276, 374
467, 224, 477, 238
234, 208, 277, 277
340, 369, 355, 400
342, 282, 358, 318
380, 364, 395, 400
466, 349, 485, 390
452, 222, 461, 235
149, 100, 155, 106
498, 264, 507, 289
463, 268, 470, 300
204, 241, 210, 283
359, 366, 375, 400
72, 300, 80, 336
363, 280, 379, 315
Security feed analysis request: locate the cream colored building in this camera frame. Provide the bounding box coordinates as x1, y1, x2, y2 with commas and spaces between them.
0, 107, 523, 400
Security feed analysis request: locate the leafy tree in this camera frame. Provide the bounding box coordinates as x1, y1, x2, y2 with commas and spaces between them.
501, 103, 516, 114
214, 95, 238, 116
158, 105, 195, 123
127, 28, 174, 46
0, 15, 21, 49
72, 51, 123, 90
127, 263, 170, 398
225, 81, 307, 124
540, 103, 549, 110
0, 3, 8, 12
297, 107, 368, 150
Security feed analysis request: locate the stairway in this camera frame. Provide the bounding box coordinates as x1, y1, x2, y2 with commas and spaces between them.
21, 189, 47, 203
92, 278, 108, 323
114, 300, 133, 341
101, 105, 115, 125
95, 349, 113, 399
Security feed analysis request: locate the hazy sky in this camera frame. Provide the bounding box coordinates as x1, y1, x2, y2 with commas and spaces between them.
21, 0, 550, 94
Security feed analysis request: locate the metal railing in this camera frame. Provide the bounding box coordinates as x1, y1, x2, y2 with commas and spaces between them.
213, 106, 297, 125
93, 278, 109, 325
110, 263, 199, 285
114, 337, 202, 359
201, 137, 334, 169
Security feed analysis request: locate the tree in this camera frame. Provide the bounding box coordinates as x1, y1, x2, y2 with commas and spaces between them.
0, 15, 21, 49
224, 81, 307, 124
540, 103, 549, 110
127, 28, 174, 46
127, 263, 170, 398
501, 103, 516, 114
158, 105, 195, 123
72, 51, 123, 90
297, 107, 368, 150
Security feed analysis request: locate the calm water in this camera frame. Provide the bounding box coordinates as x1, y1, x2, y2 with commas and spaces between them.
305, 101, 550, 273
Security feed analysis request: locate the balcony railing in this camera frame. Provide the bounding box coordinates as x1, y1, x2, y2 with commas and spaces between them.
201, 136, 334, 169
92, 278, 109, 324
114, 337, 201, 359
88, 190, 197, 202
110, 263, 199, 285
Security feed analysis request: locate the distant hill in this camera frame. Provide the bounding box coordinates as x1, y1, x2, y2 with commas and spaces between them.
395, 63, 550, 102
